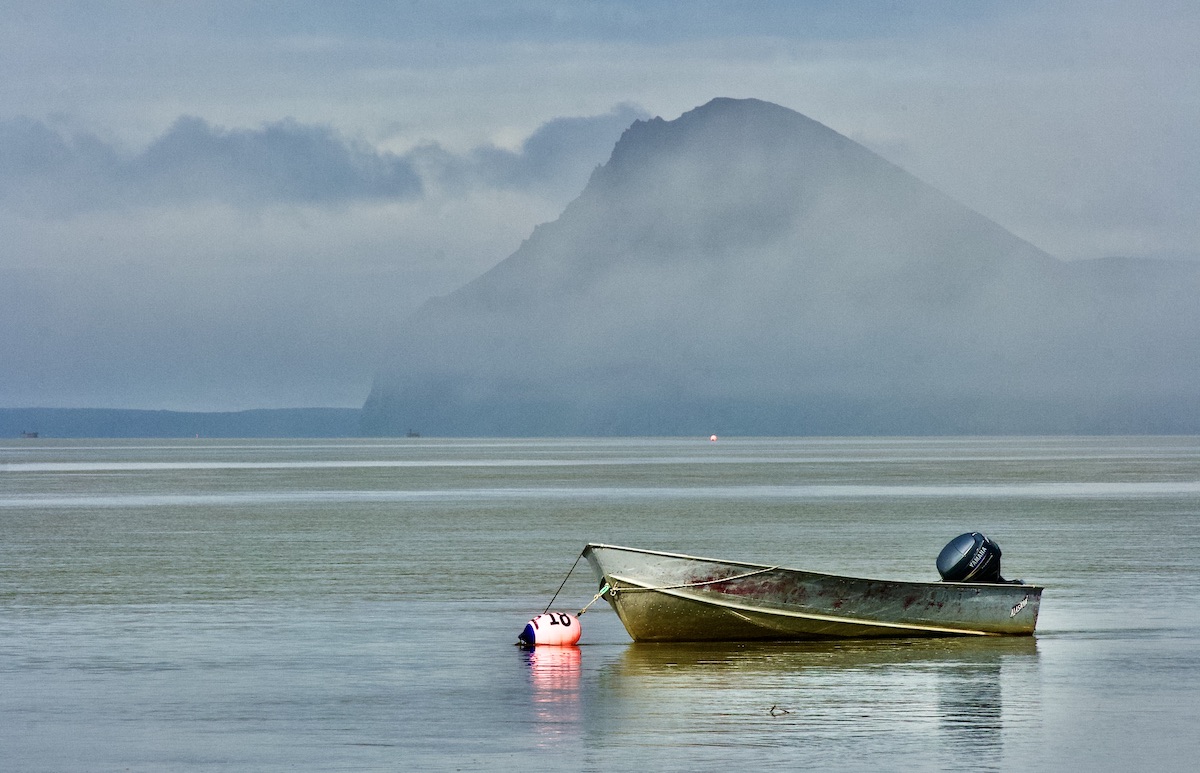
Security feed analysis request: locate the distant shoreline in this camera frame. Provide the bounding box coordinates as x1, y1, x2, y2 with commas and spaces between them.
7, 405, 1200, 440
0, 407, 363, 439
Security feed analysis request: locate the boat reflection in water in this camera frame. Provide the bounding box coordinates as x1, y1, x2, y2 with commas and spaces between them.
589, 636, 1039, 770
522, 644, 583, 744
937, 648, 1007, 762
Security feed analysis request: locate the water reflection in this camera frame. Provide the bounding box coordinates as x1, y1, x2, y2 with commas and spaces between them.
612, 635, 1037, 674
522, 645, 583, 745
937, 658, 1004, 770
587, 637, 1039, 769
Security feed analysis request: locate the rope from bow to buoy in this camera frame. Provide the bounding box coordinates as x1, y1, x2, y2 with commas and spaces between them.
543, 551, 611, 616
543, 550, 585, 614
540, 552, 777, 617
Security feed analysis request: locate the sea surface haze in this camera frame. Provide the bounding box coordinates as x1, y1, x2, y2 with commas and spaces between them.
2, 436, 1198, 771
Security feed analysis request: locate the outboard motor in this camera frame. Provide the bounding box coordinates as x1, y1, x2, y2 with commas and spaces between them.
937, 532, 1005, 583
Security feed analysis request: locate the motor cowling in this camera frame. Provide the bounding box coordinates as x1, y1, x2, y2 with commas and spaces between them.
937, 532, 1004, 582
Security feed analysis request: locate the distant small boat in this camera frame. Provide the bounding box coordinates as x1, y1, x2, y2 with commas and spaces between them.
582, 543, 1041, 642
20, 431, 38, 439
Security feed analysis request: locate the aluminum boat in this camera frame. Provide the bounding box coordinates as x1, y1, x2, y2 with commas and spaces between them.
582, 543, 1042, 642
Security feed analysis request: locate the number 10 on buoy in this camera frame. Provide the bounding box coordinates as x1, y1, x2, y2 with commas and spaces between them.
517, 612, 582, 647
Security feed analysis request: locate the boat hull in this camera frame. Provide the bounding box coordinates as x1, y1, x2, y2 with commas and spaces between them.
582, 543, 1042, 642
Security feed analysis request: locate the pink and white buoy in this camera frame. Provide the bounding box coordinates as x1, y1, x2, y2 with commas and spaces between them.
517, 612, 582, 647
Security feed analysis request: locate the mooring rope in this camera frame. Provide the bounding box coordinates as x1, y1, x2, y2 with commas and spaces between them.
543, 554, 781, 616
543, 550, 585, 613
577, 583, 610, 615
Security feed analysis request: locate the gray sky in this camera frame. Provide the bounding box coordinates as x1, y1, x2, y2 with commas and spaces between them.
2, 1, 1197, 410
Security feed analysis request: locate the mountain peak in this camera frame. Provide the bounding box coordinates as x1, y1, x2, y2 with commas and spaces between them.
595, 97, 859, 189
363, 98, 1200, 436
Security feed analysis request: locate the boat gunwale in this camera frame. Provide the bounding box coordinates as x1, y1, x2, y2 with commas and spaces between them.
583, 542, 1044, 593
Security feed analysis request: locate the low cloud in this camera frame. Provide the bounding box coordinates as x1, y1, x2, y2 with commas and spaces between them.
1, 116, 420, 212
0, 104, 648, 216
141, 117, 423, 206
419, 103, 649, 199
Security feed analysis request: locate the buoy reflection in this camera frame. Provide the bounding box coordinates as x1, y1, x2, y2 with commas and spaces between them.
523, 645, 582, 742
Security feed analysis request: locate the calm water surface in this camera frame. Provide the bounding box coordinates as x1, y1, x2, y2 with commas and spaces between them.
2, 437, 1198, 771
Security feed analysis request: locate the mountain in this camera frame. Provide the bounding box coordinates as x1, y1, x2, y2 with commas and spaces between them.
363, 98, 1200, 436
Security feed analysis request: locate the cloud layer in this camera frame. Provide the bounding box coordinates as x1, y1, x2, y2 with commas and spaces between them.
1, 104, 648, 215
0, 105, 646, 409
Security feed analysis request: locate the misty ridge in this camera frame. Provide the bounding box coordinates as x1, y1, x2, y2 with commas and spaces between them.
364, 97, 1200, 436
